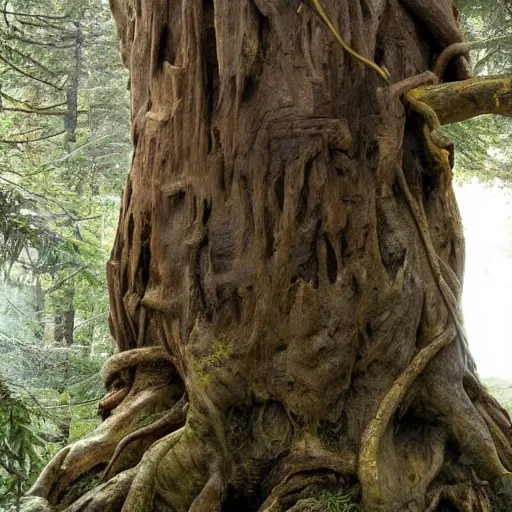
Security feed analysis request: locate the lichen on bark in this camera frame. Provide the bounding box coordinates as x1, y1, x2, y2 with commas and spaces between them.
24, 0, 512, 511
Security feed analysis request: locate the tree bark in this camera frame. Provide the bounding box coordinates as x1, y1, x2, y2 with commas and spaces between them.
25, 0, 512, 511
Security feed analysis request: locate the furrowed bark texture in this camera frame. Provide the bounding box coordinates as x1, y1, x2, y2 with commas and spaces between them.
25, 0, 512, 511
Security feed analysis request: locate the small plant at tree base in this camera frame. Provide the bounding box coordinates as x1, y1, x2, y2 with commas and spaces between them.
317, 486, 361, 512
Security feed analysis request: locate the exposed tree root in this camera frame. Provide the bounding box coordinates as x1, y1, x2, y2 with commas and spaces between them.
63, 468, 137, 512
100, 346, 174, 388
391, 73, 455, 172
261, 473, 341, 512
189, 471, 224, 512
27, 374, 180, 506
103, 394, 188, 481
390, 71, 440, 98
421, 367, 510, 492
120, 428, 185, 512
425, 483, 491, 512
19, 497, 53, 512
359, 324, 456, 508
261, 435, 357, 511
433, 42, 472, 80
475, 403, 512, 470
28, 446, 72, 498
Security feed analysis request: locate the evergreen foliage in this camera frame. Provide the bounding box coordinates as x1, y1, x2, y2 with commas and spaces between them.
445, 0, 512, 182
0, 0, 129, 507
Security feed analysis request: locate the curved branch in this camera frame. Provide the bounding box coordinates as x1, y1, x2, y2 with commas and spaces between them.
4, 34, 74, 49
433, 36, 512, 79
100, 346, 174, 387
409, 76, 512, 125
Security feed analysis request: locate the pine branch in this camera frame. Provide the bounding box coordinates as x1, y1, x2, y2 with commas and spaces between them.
2, 0, 9, 28
0, 54, 61, 89
16, 19, 71, 31
1, 42, 57, 76
73, 313, 108, 331
43, 266, 86, 296
43, 397, 102, 409
1, 9, 70, 21
6, 127, 41, 137
1, 294, 37, 324
0, 176, 78, 219
0, 106, 87, 116
0, 129, 66, 144
0, 91, 67, 113
0, 459, 26, 480
474, 48, 502, 75
4, 33, 74, 49
49, 134, 113, 163
501, 0, 512, 17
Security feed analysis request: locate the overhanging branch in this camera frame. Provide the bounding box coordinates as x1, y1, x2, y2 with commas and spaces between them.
409, 76, 512, 125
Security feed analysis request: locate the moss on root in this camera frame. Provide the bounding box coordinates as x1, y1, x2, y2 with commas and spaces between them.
57, 466, 103, 509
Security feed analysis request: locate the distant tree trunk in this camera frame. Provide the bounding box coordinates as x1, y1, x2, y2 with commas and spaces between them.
33, 276, 45, 339
64, 22, 83, 148
26, 1, 512, 511
52, 280, 75, 347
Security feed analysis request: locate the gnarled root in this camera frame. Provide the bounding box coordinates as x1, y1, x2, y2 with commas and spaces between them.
27, 384, 176, 505
425, 483, 491, 512
359, 324, 456, 509
189, 471, 225, 512
260, 435, 357, 512
432, 42, 472, 80
63, 468, 137, 512
103, 394, 188, 480
118, 419, 228, 512
474, 387, 512, 471
26, 346, 183, 507
99, 387, 130, 419
260, 473, 341, 512
120, 428, 185, 511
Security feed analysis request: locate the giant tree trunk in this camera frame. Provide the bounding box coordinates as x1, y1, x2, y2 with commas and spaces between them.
25, 1, 512, 511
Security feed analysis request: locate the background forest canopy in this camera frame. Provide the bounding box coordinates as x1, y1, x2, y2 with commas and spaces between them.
0, 0, 510, 510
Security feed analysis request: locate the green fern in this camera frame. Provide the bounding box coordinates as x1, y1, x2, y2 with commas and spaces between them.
317, 486, 361, 512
